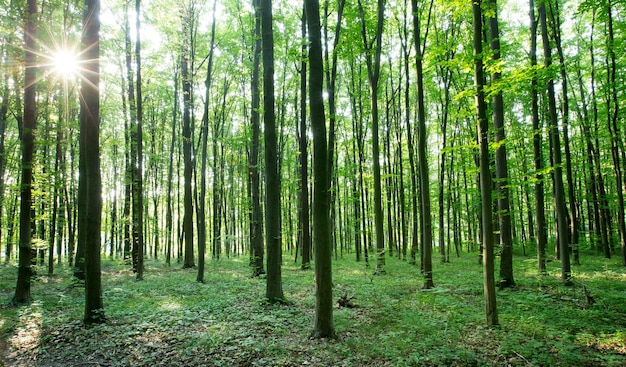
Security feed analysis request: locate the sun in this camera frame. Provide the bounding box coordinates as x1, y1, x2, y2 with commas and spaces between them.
51, 49, 79, 79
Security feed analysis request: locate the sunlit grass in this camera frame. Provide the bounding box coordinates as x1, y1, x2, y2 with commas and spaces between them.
1, 253, 625, 366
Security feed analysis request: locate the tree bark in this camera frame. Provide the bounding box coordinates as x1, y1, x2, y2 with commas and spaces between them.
181, 4, 195, 269
298, 5, 311, 270
472, 0, 498, 327
82, 0, 105, 324
249, 0, 264, 277
358, 0, 386, 274
487, 0, 514, 288
306, 0, 335, 339
0, 45, 9, 263
165, 66, 179, 266
411, 0, 434, 288
539, 0, 571, 285
606, 0, 626, 266
261, 0, 284, 302
198, 0, 217, 283
550, 0, 580, 266
529, 0, 547, 274
13, 0, 37, 305
134, 0, 144, 280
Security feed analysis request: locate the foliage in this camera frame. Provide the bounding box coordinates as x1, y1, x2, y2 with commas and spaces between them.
1, 255, 625, 366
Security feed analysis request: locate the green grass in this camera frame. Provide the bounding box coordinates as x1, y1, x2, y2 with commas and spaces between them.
1, 253, 625, 366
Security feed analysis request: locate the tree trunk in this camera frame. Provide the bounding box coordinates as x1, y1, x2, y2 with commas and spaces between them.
605, 0, 626, 266
529, 0, 547, 274
133, 0, 145, 280
0, 45, 9, 264
399, 12, 419, 266
472, 0, 498, 327
306, 0, 335, 339
358, 0, 386, 274
411, 0, 434, 288
323, 0, 345, 257
249, 0, 264, 277
261, 0, 284, 302
82, 0, 105, 324
166, 67, 178, 266
539, 0, 571, 285
181, 5, 195, 269
550, 0, 580, 266
13, 0, 37, 305
197, 0, 217, 283
298, 5, 311, 270
487, 0, 514, 288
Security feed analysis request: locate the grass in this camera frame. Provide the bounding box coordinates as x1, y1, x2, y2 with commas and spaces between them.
1, 253, 625, 366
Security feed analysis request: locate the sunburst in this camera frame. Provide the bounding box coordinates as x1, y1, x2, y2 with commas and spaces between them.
50, 49, 80, 80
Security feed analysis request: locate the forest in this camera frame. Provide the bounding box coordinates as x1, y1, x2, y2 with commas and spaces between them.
1, 0, 625, 365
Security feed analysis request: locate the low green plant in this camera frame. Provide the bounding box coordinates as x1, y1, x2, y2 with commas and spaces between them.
1, 254, 625, 366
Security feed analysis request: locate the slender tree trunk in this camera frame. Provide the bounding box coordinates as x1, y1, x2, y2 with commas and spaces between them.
487, 0, 514, 288
166, 67, 178, 266
109, 144, 118, 259
306, 0, 335, 339
0, 45, 8, 264
261, 0, 284, 302
48, 133, 61, 274
348, 60, 368, 267
383, 83, 393, 259
13, 0, 37, 305
0, 45, 9, 264
358, 0, 386, 274
529, 0, 547, 274
197, 0, 217, 283
399, 11, 419, 266
472, 0, 498, 327
249, 0, 264, 276
323, 0, 345, 255
392, 76, 408, 260
134, 0, 144, 280
606, 0, 626, 266
411, 0, 434, 288
82, 0, 105, 324
212, 79, 227, 261
550, 0, 580, 266
123, 0, 137, 270
437, 79, 450, 264
298, 5, 311, 270
587, 16, 612, 259
181, 5, 195, 269
539, 0, 571, 285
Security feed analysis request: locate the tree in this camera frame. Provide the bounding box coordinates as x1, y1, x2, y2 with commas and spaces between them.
323, 0, 346, 254
472, 0, 498, 327
81, 0, 105, 324
261, 0, 284, 302
529, 0, 547, 275
133, 0, 145, 281
411, 0, 434, 289
181, 1, 196, 269
539, 0, 571, 285
249, 0, 265, 277
13, 0, 38, 305
358, 0, 386, 274
550, 0, 580, 266
486, 0, 514, 288
306, 0, 335, 339
198, 0, 218, 283
165, 64, 179, 266
297, 5, 311, 270
0, 44, 9, 264
605, 0, 626, 267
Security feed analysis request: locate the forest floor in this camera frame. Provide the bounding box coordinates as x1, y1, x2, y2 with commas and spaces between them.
1, 252, 625, 367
